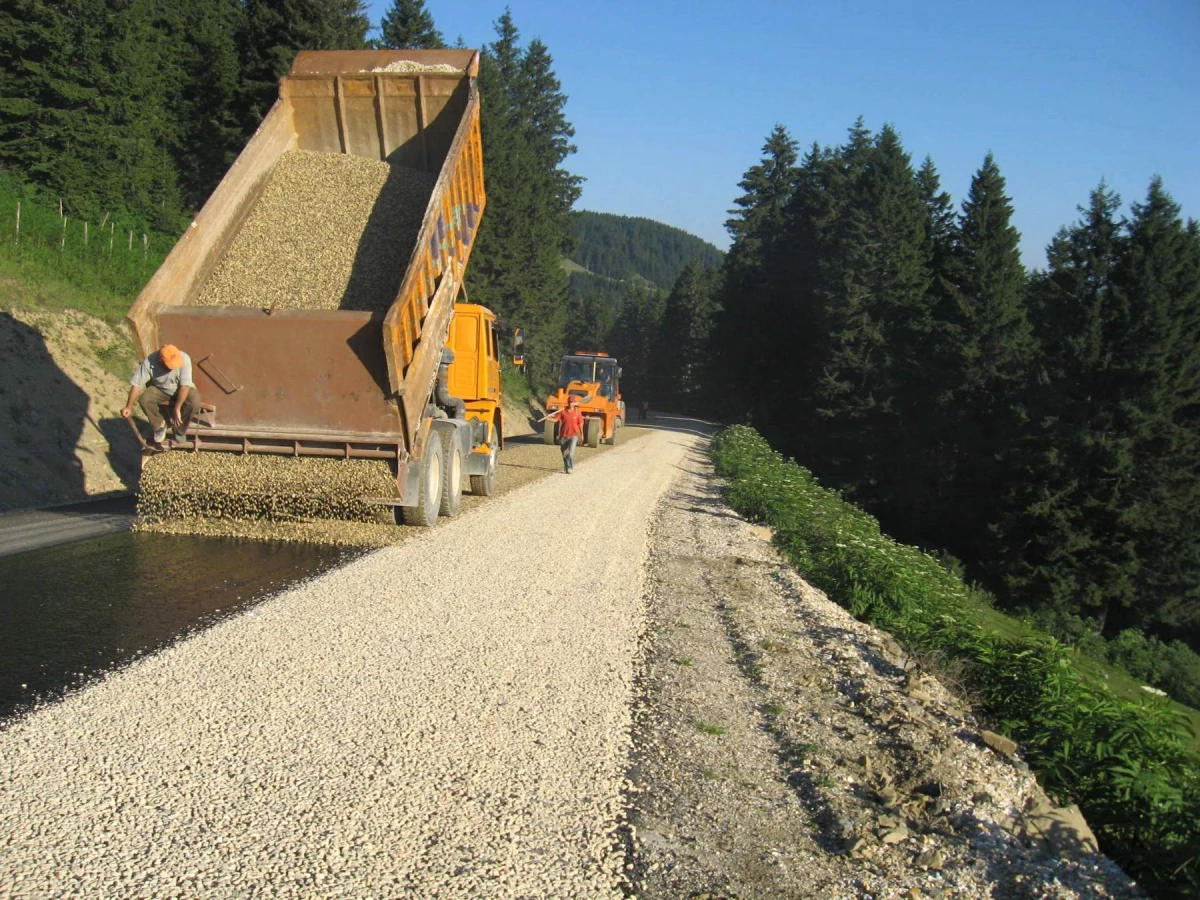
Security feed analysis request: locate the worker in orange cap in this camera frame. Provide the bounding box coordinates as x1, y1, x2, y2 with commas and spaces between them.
121, 344, 200, 450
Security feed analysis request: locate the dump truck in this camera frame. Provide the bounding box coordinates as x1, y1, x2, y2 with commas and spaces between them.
543, 352, 626, 448
126, 49, 501, 526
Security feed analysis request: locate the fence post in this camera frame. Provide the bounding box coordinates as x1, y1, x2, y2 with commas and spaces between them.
13, 202, 19, 246
60, 217, 67, 252
128, 230, 133, 251
109, 221, 114, 254
84, 220, 88, 247
142, 233, 147, 258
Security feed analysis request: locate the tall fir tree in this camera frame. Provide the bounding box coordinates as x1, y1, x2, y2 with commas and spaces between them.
938, 153, 1033, 556
651, 261, 721, 409
239, 0, 370, 128
708, 124, 797, 419
608, 282, 667, 404
378, 0, 444, 50
464, 10, 579, 392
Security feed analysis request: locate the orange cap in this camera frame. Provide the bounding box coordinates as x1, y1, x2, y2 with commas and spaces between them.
159, 344, 183, 370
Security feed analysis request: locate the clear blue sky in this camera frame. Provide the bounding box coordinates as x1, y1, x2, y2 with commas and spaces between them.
366, 0, 1200, 267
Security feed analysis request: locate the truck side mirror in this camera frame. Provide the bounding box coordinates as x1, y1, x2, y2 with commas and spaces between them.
512, 326, 525, 368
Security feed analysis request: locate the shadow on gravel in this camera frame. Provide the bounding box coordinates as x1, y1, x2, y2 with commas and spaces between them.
700, 557, 848, 856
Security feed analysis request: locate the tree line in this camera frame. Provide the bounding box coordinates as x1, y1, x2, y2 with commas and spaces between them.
604, 119, 1199, 651
0, 0, 580, 388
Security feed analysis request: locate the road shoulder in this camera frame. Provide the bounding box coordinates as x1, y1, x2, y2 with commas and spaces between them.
627, 450, 1139, 898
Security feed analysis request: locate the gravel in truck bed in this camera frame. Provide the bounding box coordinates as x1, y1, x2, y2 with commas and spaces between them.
194, 150, 437, 313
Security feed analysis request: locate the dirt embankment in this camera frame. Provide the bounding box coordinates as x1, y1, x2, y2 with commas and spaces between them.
0, 307, 141, 511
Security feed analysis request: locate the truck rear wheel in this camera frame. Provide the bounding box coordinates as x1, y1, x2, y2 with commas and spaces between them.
439, 430, 463, 518
585, 417, 600, 448
470, 426, 498, 497
605, 418, 621, 445
543, 418, 556, 444
401, 436, 444, 527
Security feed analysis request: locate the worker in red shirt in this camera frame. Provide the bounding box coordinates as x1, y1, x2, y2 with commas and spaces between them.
548, 394, 585, 474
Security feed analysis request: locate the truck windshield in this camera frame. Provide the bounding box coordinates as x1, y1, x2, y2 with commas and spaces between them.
558, 357, 595, 387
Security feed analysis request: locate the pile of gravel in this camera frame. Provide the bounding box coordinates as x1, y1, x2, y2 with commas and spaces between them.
137, 453, 396, 525
370, 61, 462, 74
195, 150, 437, 313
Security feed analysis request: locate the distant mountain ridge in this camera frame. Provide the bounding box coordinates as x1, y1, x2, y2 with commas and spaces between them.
568, 210, 723, 291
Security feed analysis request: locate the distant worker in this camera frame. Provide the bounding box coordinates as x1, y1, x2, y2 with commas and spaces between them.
546, 394, 585, 474
639, 398, 650, 421
121, 343, 200, 450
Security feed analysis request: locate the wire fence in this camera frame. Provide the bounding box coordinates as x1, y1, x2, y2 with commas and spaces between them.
0, 179, 172, 308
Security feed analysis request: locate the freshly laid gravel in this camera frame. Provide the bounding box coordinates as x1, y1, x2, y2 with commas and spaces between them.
0, 425, 686, 897
137, 452, 396, 525
195, 150, 436, 312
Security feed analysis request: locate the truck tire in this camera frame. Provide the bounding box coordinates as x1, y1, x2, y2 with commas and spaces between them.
470, 424, 498, 497
585, 417, 600, 448
543, 418, 556, 445
401, 436, 444, 527
606, 418, 622, 446
439, 430, 463, 518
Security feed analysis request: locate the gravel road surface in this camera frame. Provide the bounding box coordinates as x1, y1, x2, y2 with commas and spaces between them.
0, 421, 696, 897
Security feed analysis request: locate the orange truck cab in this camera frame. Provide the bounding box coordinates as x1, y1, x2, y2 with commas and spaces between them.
543, 352, 626, 448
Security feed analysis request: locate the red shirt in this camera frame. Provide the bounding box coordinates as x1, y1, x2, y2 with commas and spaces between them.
558, 407, 584, 439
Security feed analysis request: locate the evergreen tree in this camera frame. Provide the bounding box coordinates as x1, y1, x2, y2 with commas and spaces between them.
651, 261, 721, 409
998, 185, 1128, 623
783, 122, 932, 516
378, 0, 444, 50
938, 153, 1033, 554
608, 282, 667, 404
240, 0, 370, 127
0, 0, 192, 231
708, 124, 797, 419
999, 178, 1200, 634
464, 10, 579, 393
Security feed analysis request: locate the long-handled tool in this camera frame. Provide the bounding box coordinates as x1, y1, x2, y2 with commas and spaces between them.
125, 415, 163, 454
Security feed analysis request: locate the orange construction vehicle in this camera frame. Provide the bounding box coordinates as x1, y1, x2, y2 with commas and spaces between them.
543, 352, 626, 448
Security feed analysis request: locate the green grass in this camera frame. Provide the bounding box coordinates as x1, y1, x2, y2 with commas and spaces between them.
501, 360, 534, 408
673, 656, 693, 667
711, 425, 1200, 895
691, 719, 727, 736
559, 257, 591, 275
0, 176, 168, 324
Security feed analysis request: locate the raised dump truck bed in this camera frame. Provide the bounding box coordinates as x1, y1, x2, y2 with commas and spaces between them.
127, 49, 498, 525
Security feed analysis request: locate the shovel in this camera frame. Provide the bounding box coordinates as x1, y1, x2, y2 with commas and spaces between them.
125, 415, 163, 454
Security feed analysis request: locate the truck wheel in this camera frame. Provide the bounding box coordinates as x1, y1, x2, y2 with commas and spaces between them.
606, 419, 622, 445
543, 418, 556, 445
470, 431, 498, 497
401, 436, 444, 527
439, 430, 463, 518
585, 417, 600, 448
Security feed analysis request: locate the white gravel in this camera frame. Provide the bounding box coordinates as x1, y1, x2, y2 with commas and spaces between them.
0, 427, 694, 897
